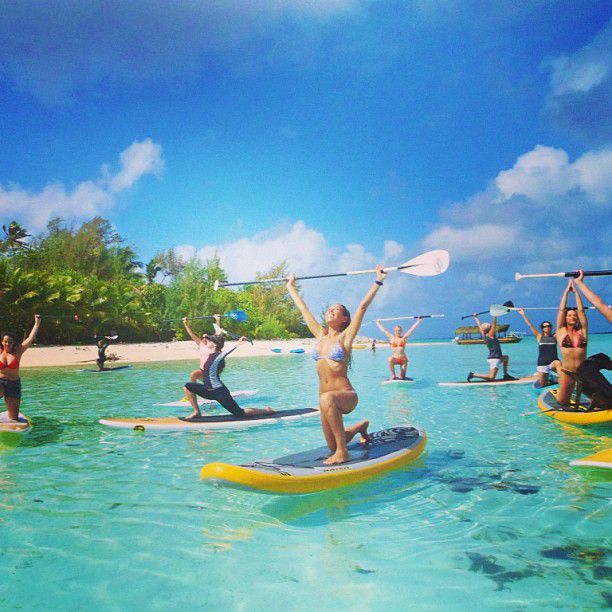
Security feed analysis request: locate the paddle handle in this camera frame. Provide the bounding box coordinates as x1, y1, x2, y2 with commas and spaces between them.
515, 270, 612, 281
461, 310, 488, 320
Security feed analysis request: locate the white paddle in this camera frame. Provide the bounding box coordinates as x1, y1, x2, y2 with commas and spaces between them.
490, 304, 605, 317
515, 269, 612, 281
214, 249, 450, 290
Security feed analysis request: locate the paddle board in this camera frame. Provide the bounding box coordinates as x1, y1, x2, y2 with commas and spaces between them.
382, 377, 415, 385
438, 376, 535, 387
289, 348, 305, 354
201, 426, 426, 494
538, 389, 611, 425
77, 365, 133, 373
154, 389, 259, 407
531, 374, 558, 393
569, 449, 612, 470
100, 407, 319, 431
270, 348, 283, 353
0, 411, 31, 436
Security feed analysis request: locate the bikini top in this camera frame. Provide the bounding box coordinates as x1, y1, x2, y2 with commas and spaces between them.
560, 331, 587, 349
312, 340, 346, 363
391, 338, 406, 348
0, 353, 19, 370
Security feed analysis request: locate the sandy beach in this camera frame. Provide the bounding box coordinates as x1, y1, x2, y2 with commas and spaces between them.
20, 338, 450, 368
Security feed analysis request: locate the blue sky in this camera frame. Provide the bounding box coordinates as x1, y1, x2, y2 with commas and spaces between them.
1, 1, 610, 336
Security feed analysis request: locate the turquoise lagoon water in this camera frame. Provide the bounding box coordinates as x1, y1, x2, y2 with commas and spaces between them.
1, 336, 611, 610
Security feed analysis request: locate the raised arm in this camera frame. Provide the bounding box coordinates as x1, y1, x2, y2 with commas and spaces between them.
517, 308, 540, 340
344, 266, 386, 342
473, 315, 486, 338
557, 279, 572, 331
213, 314, 227, 336
574, 270, 612, 323
375, 320, 393, 340
182, 318, 201, 345
402, 318, 423, 340
573, 280, 588, 337
489, 317, 498, 338
286, 275, 325, 338
19, 314, 41, 353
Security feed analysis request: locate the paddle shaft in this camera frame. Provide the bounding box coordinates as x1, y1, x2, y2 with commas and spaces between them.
216, 260, 435, 289
461, 309, 488, 320
376, 314, 445, 321
516, 270, 612, 280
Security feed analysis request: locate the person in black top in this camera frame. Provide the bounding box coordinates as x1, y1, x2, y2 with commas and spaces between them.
95, 337, 110, 371
517, 308, 560, 388
467, 315, 516, 382
182, 334, 274, 420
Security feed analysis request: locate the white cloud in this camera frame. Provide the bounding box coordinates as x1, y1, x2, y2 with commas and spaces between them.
419, 141, 611, 330
107, 139, 164, 192
543, 21, 611, 97
423, 224, 521, 262
174, 220, 405, 312
0, 139, 163, 231
542, 21, 612, 144
495, 144, 612, 205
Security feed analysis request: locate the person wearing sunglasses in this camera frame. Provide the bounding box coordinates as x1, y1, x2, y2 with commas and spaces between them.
517, 309, 560, 388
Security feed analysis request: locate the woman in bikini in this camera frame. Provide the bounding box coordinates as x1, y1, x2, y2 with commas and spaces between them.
0, 315, 41, 421
182, 332, 274, 420
516, 309, 560, 388
286, 266, 386, 465
555, 278, 588, 406
375, 319, 423, 380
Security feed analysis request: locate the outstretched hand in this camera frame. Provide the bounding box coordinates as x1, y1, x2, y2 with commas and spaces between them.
286, 274, 297, 289
576, 270, 585, 282
375, 265, 386, 283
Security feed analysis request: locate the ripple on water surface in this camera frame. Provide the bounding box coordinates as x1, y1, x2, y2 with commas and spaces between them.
0, 337, 611, 609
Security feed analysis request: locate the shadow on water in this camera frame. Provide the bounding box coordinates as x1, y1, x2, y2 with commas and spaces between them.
259, 448, 542, 527
20, 416, 65, 447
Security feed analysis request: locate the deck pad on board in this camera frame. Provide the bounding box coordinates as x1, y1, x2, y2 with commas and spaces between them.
382, 378, 414, 385
438, 376, 535, 387
78, 365, 133, 373
201, 426, 427, 494
100, 407, 319, 431
538, 389, 611, 424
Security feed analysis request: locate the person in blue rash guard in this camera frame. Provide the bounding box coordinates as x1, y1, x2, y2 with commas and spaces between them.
182, 334, 273, 420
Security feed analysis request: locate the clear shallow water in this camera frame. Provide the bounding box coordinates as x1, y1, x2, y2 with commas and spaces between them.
1, 337, 611, 610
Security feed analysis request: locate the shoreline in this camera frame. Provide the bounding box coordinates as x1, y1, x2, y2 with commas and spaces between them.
21, 338, 452, 368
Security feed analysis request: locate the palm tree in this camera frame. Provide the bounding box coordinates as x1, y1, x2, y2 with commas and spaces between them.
1, 221, 30, 253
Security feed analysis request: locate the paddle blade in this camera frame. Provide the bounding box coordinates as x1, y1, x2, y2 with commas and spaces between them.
226, 309, 248, 322
399, 250, 449, 276
490, 304, 511, 317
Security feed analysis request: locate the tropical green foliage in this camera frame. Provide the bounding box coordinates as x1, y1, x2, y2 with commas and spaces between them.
0, 217, 309, 344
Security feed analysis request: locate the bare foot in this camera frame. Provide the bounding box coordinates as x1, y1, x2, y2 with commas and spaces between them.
356, 420, 371, 444
185, 412, 202, 420
323, 449, 350, 465
345, 420, 370, 445
245, 406, 276, 417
